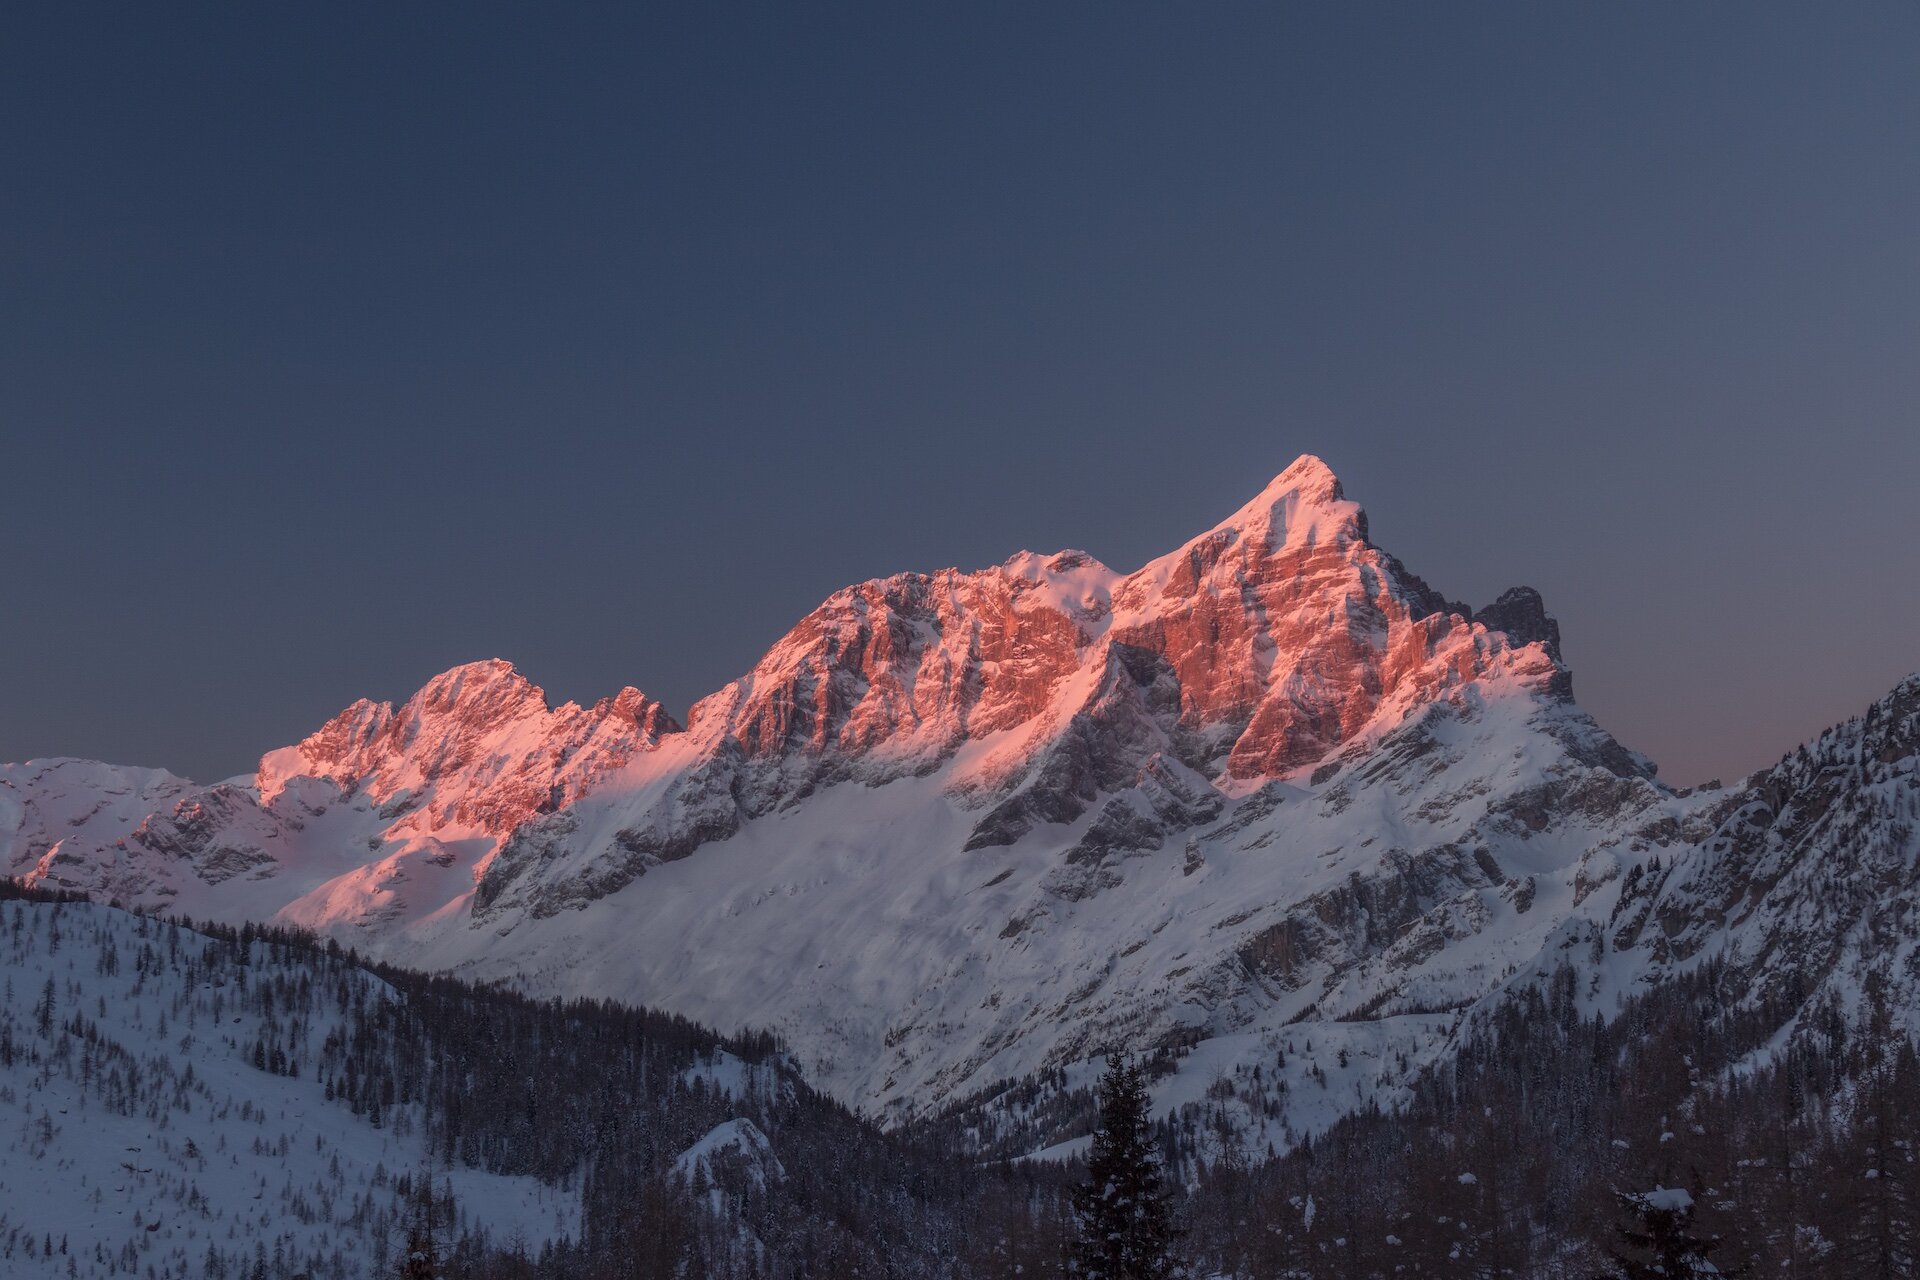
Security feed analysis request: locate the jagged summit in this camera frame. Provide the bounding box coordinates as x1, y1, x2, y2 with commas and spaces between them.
1096, 458, 1568, 778
255, 656, 677, 837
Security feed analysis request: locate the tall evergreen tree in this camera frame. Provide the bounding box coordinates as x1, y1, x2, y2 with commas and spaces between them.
1070, 1055, 1182, 1280
396, 1175, 440, 1280
1594, 1188, 1744, 1279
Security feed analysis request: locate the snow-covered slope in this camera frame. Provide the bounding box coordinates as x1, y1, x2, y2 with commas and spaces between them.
0, 758, 197, 891
7, 455, 1914, 1157
0, 895, 575, 1280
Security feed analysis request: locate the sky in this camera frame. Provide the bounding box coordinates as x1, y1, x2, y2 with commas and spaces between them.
4, 3, 1917, 787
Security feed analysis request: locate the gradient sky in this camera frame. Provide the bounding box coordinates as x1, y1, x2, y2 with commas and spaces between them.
5, 4, 1918, 787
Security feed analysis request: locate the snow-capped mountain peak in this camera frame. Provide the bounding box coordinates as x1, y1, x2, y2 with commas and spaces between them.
1173, 451, 1362, 558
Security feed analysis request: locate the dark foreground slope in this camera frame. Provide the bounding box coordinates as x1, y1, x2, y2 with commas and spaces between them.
1179, 958, 1920, 1278
0, 880, 1074, 1280
9, 869, 1920, 1280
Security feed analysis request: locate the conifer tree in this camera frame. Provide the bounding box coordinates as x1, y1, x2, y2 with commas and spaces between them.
1070, 1054, 1182, 1279
34, 976, 54, 1036
1594, 1188, 1744, 1279
396, 1175, 439, 1280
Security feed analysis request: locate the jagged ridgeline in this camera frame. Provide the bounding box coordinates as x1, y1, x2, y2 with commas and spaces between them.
0, 881, 1070, 1280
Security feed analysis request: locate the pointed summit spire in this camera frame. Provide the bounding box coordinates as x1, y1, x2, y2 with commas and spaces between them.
1200, 453, 1366, 555
1246, 453, 1348, 514
1269, 452, 1342, 497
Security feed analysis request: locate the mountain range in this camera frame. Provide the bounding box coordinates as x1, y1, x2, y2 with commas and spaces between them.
6, 455, 1916, 1158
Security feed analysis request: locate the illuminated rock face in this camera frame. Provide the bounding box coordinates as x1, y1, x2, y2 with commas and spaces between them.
664, 455, 1567, 842
256, 659, 678, 836
685, 549, 1110, 771
1104, 455, 1562, 779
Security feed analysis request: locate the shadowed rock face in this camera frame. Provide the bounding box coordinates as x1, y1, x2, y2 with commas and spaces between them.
1634, 676, 1920, 994
1473, 587, 1561, 661
1473, 587, 1570, 698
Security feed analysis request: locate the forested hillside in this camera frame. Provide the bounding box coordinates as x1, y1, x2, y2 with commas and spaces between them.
0, 881, 1071, 1280
7, 873, 1918, 1278
1179, 959, 1920, 1277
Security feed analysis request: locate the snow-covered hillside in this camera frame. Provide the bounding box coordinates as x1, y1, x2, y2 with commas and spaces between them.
0, 884, 1031, 1279
0, 894, 574, 1280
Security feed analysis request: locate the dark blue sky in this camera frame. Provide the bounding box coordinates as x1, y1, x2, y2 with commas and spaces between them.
5, 4, 1917, 786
